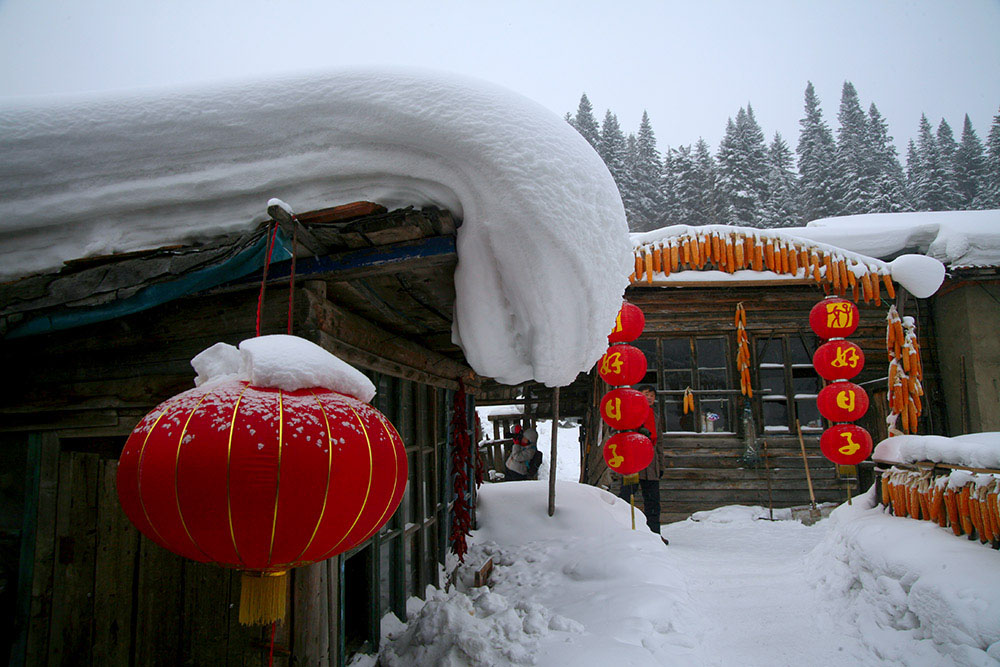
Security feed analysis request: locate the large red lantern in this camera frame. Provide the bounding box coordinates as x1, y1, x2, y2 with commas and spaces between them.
600, 388, 649, 430
602, 432, 654, 475
809, 297, 859, 340
812, 339, 865, 381
598, 344, 647, 386
817, 381, 869, 422
608, 301, 645, 343
820, 423, 873, 465
117, 378, 406, 625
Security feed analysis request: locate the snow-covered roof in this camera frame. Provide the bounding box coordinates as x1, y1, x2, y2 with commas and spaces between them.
787, 210, 1000, 269
629, 224, 946, 299
0, 69, 632, 387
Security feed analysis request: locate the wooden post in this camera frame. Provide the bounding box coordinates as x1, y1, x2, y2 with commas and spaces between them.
548, 388, 560, 517
796, 419, 820, 517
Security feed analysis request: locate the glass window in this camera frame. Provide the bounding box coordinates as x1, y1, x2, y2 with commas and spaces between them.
652, 336, 734, 433
756, 334, 822, 432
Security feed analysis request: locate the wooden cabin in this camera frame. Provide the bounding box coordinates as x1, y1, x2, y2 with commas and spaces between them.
572, 226, 952, 524
0, 203, 492, 666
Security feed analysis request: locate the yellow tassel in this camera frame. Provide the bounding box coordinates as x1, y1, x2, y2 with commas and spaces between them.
240, 570, 288, 626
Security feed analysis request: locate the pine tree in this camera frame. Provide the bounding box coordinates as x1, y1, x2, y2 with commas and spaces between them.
629, 111, 666, 230
936, 119, 962, 209
694, 138, 728, 225
905, 139, 920, 203
762, 132, 800, 227
570, 94, 601, 150
867, 103, 910, 212
831, 82, 877, 214
599, 111, 640, 228
911, 114, 958, 210
659, 146, 681, 225
796, 82, 839, 221
717, 106, 769, 227
955, 115, 987, 209
979, 106, 1000, 208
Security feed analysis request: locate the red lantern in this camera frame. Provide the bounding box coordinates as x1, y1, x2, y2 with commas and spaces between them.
602, 432, 654, 475
820, 424, 873, 465
117, 379, 406, 624
600, 388, 649, 430
812, 339, 864, 381
817, 381, 869, 422
809, 297, 859, 339
608, 302, 645, 343
598, 344, 647, 386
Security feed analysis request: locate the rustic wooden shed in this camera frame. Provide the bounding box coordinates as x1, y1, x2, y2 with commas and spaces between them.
575, 227, 947, 524
0, 203, 491, 666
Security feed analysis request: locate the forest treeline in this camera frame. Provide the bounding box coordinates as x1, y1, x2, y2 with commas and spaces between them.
566, 81, 1000, 231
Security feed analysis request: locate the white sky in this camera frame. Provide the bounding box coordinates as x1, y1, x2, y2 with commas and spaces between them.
0, 0, 997, 154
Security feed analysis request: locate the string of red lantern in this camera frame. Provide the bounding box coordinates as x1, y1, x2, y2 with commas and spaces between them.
810, 296, 873, 466
599, 301, 654, 476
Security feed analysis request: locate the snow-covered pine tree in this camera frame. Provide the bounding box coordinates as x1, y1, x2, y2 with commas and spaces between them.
832, 82, 877, 215
570, 94, 601, 150
955, 115, 986, 209
762, 132, 801, 227
796, 82, 838, 221
905, 139, 920, 204
911, 114, 958, 211
629, 111, 667, 231
659, 146, 682, 226
936, 119, 962, 210
867, 103, 910, 213
600, 110, 641, 229
693, 138, 727, 225
670, 145, 702, 226
717, 106, 769, 227
978, 106, 1000, 208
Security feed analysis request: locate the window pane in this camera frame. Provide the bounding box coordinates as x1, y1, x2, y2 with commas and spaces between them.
700, 398, 730, 432
379, 537, 394, 614
699, 368, 728, 390
661, 338, 691, 369
423, 452, 436, 518
762, 399, 788, 428
664, 370, 691, 391
796, 400, 823, 430
663, 400, 694, 432
788, 337, 812, 364
696, 338, 726, 368
792, 367, 821, 395
759, 368, 785, 395
405, 534, 417, 598
757, 339, 782, 364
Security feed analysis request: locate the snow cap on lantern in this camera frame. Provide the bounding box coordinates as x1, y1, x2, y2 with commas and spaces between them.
608, 301, 645, 343
603, 432, 654, 475
117, 335, 404, 625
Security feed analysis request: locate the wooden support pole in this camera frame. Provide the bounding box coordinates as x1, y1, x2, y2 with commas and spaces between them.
797, 419, 820, 517
548, 387, 560, 517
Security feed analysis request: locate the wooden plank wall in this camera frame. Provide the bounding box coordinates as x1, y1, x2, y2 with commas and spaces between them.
583, 283, 944, 524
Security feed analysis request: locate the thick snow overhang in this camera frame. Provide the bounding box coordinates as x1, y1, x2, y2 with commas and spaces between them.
0, 69, 632, 387
629, 224, 946, 301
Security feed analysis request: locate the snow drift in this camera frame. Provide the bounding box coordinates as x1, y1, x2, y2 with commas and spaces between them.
0, 69, 632, 387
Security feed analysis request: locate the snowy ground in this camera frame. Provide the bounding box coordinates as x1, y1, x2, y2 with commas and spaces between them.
353, 421, 1000, 665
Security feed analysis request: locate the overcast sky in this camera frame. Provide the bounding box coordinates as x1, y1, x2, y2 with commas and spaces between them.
1, 0, 997, 154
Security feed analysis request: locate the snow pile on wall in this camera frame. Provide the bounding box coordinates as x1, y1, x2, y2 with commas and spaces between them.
369, 481, 705, 666
873, 432, 1000, 469
0, 69, 631, 387
806, 487, 1000, 664
191, 335, 376, 401
789, 210, 1000, 268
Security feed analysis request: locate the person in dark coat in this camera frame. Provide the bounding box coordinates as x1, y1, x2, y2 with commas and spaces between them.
617, 385, 669, 544
504, 426, 541, 481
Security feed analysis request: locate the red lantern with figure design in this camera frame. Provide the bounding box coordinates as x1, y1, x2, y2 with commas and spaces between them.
602, 432, 654, 475
598, 344, 647, 386
600, 388, 649, 431
820, 423, 873, 465
117, 338, 407, 626
812, 339, 865, 381
608, 301, 646, 343
809, 297, 859, 340
817, 381, 869, 422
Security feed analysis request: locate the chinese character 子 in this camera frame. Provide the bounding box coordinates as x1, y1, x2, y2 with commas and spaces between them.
826, 301, 855, 330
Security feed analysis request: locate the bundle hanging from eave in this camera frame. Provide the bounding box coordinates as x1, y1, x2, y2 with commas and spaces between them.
886, 306, 924, 435
629, 228, 896, 305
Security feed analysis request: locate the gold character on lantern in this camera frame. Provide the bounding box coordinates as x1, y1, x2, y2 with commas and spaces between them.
835, 389, 856, 412
608, 443, 624, 468
825, 301, 855, 330
831, 346, 860, 369
605, 398, 622, 422
612, 312, 623, 334
600, 351, 624, 376
838, 431, 861, 456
